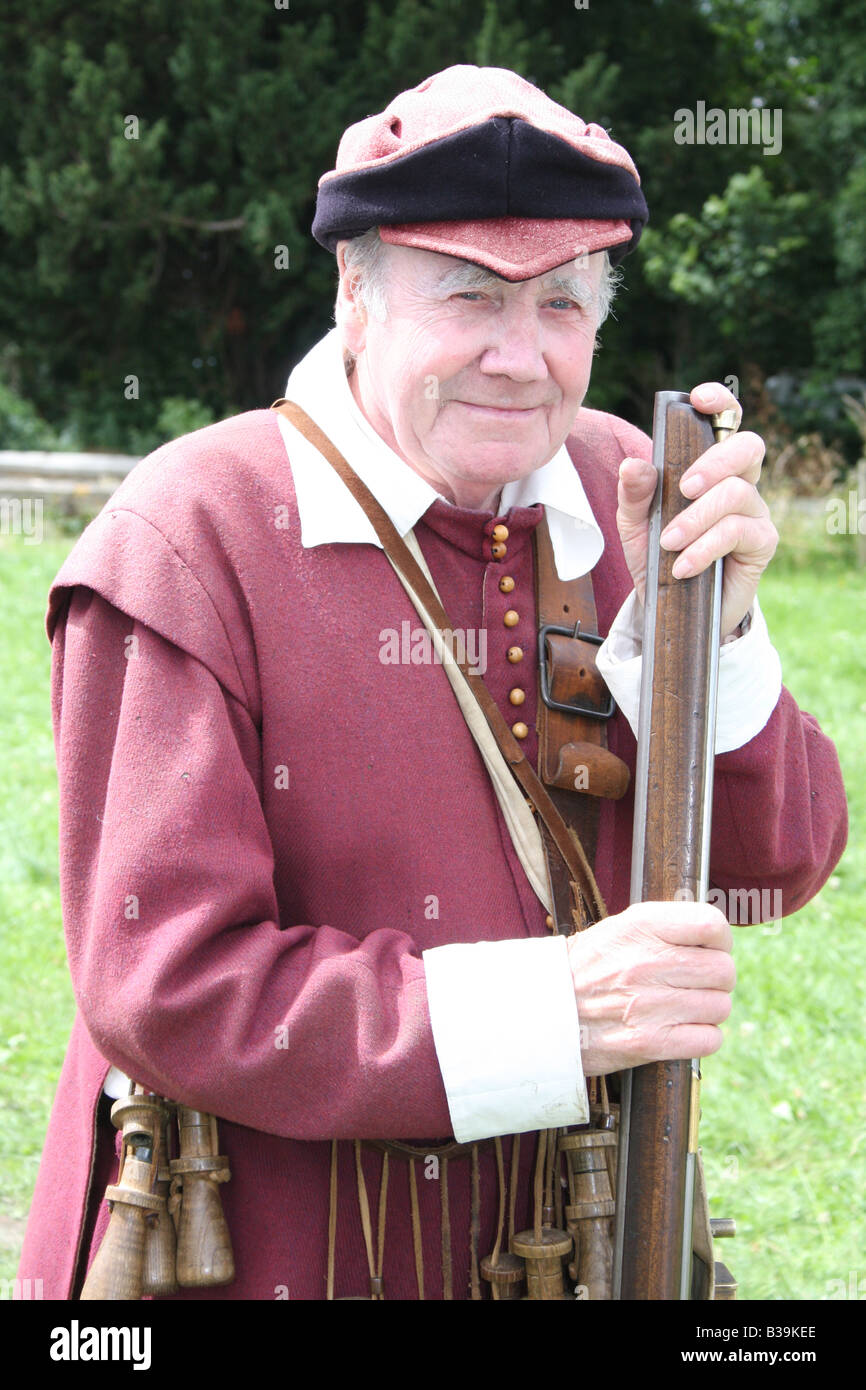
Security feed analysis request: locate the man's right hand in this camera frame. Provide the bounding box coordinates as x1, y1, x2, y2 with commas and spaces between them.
566, 901, 736, 1076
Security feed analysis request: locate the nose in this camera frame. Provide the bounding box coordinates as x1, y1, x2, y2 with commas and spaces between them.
478, 300, 548, 382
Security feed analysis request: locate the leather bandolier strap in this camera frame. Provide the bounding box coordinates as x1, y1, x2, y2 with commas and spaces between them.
532, 515, 630, 933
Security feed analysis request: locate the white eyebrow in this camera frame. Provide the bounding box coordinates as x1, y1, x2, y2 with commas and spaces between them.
542, 272, 595, 309
433, 262, 504, 296
432, 262, 595, 309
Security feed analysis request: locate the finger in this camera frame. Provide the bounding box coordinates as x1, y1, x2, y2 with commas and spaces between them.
651, 1022, 726, 1062
689, 382, 743, 423
680, 430, 765, 499
669, 512, 777, 581
603, 1016, 728, 1067
618, 901, 733, 951
660, 474, 771, 557
654, 987, 734, 1028
655, 948, 738, 994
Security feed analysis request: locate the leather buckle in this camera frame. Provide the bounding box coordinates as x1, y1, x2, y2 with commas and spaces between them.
537, 622, 615, 720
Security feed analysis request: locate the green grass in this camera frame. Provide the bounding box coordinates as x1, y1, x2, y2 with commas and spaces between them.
701, 534, 865, 1302
0, 531, 77, 1278
0, 507, 862, 1297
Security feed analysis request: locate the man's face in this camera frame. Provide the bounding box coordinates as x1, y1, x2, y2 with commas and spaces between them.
340, 242, 604, 510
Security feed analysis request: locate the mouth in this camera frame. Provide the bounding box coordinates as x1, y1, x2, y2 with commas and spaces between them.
454, 402, 545, 418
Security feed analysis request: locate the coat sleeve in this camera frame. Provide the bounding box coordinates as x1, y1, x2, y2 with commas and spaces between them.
599, 411, 848, 921
51, 585, 455, 1142
709, 690, 847, 920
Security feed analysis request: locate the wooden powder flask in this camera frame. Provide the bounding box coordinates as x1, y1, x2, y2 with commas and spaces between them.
559, 1129, 616, 1300
140, 1101, 178, 1296
511, 1131, 573, 1300
612, 395, 739, 1301
171, 1106, 235, 1287
511, 1227, 573, 1300
80, 1089, 168, 1300
479, 1135, 526, 1300
479, 1252, 525, 1300
589, 1099, 619, 1193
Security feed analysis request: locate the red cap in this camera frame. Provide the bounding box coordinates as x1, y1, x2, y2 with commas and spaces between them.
313, 65, 647, 278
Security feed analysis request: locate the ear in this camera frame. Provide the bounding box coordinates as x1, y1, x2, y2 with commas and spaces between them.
336, 242, 367, 356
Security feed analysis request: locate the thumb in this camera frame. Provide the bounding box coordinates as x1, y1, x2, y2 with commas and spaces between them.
616, 456, 657, 598
616, 456, 657, 535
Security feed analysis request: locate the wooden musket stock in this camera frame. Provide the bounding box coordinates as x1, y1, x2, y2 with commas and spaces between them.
612, 393, 737, 1300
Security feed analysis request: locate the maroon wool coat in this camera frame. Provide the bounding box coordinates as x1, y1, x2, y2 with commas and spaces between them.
18, 406, 847, 1300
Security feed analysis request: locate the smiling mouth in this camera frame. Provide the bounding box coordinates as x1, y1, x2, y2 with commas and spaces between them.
455, 402, 544, 415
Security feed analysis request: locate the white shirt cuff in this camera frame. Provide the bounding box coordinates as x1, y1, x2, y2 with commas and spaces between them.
422, 935, 589, 1143
596, 591, 782, 755
104, 1065, 131, 1099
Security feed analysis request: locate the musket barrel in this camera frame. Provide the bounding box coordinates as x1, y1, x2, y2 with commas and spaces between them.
613, 392, 725, 1300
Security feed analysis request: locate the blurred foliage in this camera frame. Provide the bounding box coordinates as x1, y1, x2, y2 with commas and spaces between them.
0, 378, 65, 451
0, 0, 863, 468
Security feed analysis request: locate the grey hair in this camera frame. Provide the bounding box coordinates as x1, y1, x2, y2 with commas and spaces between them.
336, 228, 391, 327
335, 226, 621, 368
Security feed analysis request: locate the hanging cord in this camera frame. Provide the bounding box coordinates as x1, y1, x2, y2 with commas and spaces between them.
552, 1129, 565, 1231
354, 1140, 389, 1299
376, 1151, 389, 1298
600, 1074, 609, 1112
408, 1157, 425, 1300
327, 1140, 338, 1300
532, 1129, 548, 1241
440, 1154, 452, 1300
469, 1144, 482, 1300
507, 1133, 521, 1251
544, 1127, 558, 1226
487, 1137, 508, 1299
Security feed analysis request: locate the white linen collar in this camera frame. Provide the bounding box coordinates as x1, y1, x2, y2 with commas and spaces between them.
276, 327, 604, 581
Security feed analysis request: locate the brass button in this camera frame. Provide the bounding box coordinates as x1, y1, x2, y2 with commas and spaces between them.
499, 575, 515, 594
491, 542, 507, 560
509, 688, 526, 706
512, 721, 529, 740
507, 645, 523, 664
503, 609, 519, 628
492, 524, 509, 542
545, 914, 555, 930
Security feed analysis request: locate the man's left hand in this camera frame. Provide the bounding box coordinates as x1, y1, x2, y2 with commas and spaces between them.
615, 382, 778, 639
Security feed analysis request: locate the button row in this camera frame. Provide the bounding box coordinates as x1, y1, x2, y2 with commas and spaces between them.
492, 541, 526, 740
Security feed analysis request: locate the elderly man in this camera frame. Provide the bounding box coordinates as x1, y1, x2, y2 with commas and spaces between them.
20, 65, 845, 1301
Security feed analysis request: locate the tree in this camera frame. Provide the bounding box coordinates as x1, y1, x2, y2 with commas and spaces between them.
0, 0, 861, 453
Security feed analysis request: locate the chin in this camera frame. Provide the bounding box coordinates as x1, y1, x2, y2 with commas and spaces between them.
456, 445, 548, 479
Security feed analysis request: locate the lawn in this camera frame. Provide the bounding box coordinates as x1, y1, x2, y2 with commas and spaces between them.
0, 506, 862, 1298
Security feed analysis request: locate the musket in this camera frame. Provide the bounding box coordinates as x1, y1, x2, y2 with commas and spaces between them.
611, 391, 738, 1300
